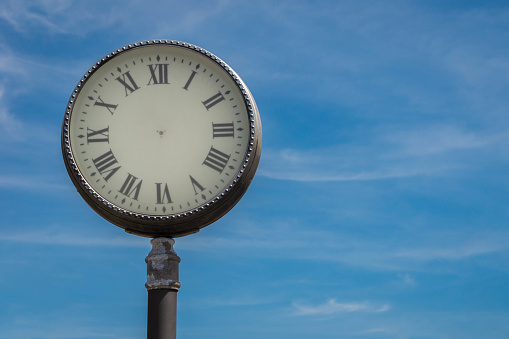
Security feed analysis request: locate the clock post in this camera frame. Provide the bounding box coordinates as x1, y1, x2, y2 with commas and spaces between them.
145, 238, 180, 339
62, 40, 262, 339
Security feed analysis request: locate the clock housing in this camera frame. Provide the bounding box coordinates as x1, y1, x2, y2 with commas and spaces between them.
61, 40, 262, 238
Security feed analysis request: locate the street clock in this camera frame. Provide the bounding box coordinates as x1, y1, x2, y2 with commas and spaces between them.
62, 40, 262, 238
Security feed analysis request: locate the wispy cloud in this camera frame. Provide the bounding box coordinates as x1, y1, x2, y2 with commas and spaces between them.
387, 125, 491, 156
4, 213, 507, 272
0, 0, 234, 38
0, 87, 23, 142
259, 124, 494, 182
151, 0, 233, 37
398, 273, 417, 287
292, 298, 390, 316
176, 217, 509, 272
0, 225, 146, 248
0, 43, 28, 77
394, 234, 509, 262
1, 312, 141, 339
0, 0, 68, 33
0, 46, 73, 145
0, 174, 68, 191
190, 294, 276, 309
0, 0, 89, 34
356, 327, 394, 335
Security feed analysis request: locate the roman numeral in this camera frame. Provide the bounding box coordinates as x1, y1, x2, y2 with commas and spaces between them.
116, 71, 140, 96
92, 149, 120, 181
212, 122, 234, 138
202, 91, 225, 110
203, 146, 230, 173
119, 173, 143, 200
94, 96, 118, 115
182, 70, 197, 90
189, 175, 205, 195
87, 126, 109, 144
147, 64, 169, 85
155, 183, 173, 204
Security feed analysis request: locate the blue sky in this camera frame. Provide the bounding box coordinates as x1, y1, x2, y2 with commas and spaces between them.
1, 0, 509, 338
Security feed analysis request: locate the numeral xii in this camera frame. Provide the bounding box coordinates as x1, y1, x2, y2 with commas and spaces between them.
147, 64, 169, 85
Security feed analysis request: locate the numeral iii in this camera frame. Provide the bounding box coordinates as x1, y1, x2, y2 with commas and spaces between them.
212, 122, 234, 138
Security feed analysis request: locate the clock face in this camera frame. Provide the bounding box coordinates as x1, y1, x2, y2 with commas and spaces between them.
63, 41, 259, 228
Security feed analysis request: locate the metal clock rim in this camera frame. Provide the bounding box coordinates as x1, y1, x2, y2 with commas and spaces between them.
62, 39, 258, 223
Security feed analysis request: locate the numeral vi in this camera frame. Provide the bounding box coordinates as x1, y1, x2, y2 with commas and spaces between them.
155, 183, 173, 204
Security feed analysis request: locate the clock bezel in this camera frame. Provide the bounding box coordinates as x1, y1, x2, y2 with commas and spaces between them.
61, 40, 262, 238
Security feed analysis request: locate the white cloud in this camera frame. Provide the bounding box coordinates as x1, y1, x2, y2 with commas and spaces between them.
259, 124, 494, 182
356, 327, 394, 335
5, 212, 506, 273
0, 87, 24, 141
191, 294, 275, 309
151, 0, 233, 37
292, 298, 390, 316
399, 273, 417, 287
0, 0, 234, 38
0, 0, 74, 33
387, 125, 490, 157
0, 174, 68, 191
0, 311, 141, 339
0, 43, 27, 76
0, 225, 147, 248
394, 234, 509, 262
175, 216, 509, 273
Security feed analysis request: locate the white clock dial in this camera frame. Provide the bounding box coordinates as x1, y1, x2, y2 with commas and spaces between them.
68, 44, 252, 216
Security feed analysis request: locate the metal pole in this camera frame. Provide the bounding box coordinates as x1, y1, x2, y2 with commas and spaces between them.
146, 238, 181, 339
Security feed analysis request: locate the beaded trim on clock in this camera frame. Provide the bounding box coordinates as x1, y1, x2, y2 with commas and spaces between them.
62, 40, 257, 220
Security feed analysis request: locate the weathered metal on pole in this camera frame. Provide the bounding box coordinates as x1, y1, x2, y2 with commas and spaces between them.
146, 238, 181, 339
